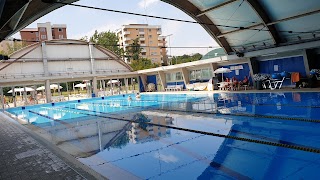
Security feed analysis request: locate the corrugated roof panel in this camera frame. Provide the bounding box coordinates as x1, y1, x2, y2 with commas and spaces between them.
188, 0, 230, 11
259, 0, 320, 21
205, 1, 262, 32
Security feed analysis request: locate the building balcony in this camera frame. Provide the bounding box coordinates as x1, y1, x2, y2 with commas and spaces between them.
139, 37, 145, 41
157, 30, 161, 35
139, 31, 145, 35
124, 31, 130, 35
124, 37, 131, 41
158, 43, 164, 46
140, 43, 146, 47
158, 37, 164, 40
141, 48, 146, 52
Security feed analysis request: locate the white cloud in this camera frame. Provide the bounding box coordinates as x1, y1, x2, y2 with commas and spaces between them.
154, 153, 178, 163
138, 0, 160, 9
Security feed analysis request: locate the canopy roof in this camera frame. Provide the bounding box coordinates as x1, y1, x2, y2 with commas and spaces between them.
1, 0, 320, 55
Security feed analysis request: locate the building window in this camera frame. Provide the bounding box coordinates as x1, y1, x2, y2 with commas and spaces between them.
40, 27, 46, 32
139, 34, 144, 37
151, 52, 157, 55
59, 35, 64, 39
166, 72, 184, 82
149, 29, 152, 32
149, 35, 152, 38
36, 38, 39, 41
139, 28, 144, 32
140, 40, 145, 44
58, 28, 63, 32
141, 52, 146, 55
41, 35, 47, 39
149, 40, 153, 44
35, 32, 39, 37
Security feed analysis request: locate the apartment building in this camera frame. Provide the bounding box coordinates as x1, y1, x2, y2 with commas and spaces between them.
117, 24, 167, 64
20, 22, 67, 45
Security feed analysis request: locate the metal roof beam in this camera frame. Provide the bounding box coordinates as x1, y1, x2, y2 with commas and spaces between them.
196, 0, 239, 17
218, 8, 320, 38
0, 0, 6, 19
246, 0, 281, 45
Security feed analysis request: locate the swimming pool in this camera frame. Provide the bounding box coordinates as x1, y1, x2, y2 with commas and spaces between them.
6, 92, 320, 179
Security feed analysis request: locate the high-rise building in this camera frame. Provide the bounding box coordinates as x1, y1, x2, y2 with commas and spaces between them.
117, 24, 167, 64
20, 22, 67, 45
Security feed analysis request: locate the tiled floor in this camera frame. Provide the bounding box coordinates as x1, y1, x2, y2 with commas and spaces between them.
0, 113, 98, 180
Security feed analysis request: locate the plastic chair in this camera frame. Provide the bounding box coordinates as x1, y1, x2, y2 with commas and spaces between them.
269, 77, 285, 90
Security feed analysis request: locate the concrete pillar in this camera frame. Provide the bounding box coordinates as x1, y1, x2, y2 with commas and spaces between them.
210, 63, 218, 75
124, 78, 128, 94
41, 42, 49, 77
45, 80, 51, 103
158, 71, 166, 91
110, 79, 114, 95
139, 74, 147, 92
302, 49, 311, 77
92, 77, 98, 96
57, 83, 61, 96
0, 87, 4, 111
11, 86, 16, 107
181, 68, 189, 87
23, 86, 27, 105
248, 58, 258, 86
89, 42, 95, 75
66, 82, 69, 101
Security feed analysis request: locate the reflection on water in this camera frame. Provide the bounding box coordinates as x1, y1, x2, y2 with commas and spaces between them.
6, 92, 320, 179
128, 113, 173, 144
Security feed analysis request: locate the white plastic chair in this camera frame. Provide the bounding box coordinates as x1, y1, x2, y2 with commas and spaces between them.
269, 77, 285, 90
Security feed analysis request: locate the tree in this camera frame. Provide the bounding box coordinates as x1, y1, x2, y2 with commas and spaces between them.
129, 58, 159, 71
0, 41, 27, 55
125, 38, 141, 61
171, 53, 203, 65
83, 30, 123, 57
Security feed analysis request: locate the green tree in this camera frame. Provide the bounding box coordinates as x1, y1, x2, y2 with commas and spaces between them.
129, 58, 158, 71
171, 53, 203, 65
125, 38, 141, 61
0, 41, 27, 55
84, 30, 123, 57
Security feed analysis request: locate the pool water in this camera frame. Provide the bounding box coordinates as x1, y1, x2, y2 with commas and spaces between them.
6, 92, 320, 179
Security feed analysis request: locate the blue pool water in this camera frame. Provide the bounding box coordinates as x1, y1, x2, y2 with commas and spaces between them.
6, 92, 320, 179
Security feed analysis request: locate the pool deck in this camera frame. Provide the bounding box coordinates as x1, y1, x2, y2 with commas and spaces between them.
0, 113, 105, 180
0, 87, 319, 179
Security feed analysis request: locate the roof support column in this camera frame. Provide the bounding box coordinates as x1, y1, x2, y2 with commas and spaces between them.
139, 74, 147, 92
302, 50, 311, 78
124, 78, 129, 94
248, 58, 258, 86
181, 68, 189, 87
41, 42, 49, 77
158, 71, 166, 91
11, 86, 16, 107
45, 80, 51, 103
210, 63, 218, 75
89, 42, 95, 75
0, 87, 4, 111
92, 77, 98, 97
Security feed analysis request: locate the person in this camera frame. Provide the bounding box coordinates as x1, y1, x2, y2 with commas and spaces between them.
136, 92, 141, 99
225, 78, 230, 82
128, 95, 132, 101
240, 76, 249, 85
231, 77, 239, 90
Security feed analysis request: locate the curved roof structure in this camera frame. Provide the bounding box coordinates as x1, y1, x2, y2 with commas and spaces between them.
1, 0, 320, 55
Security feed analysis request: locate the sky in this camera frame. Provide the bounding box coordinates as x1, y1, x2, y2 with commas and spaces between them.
13, 0, 220, 56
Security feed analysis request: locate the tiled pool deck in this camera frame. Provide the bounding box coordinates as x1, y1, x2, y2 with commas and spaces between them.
0, 113, 105, 180
0, 87, 319, 179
